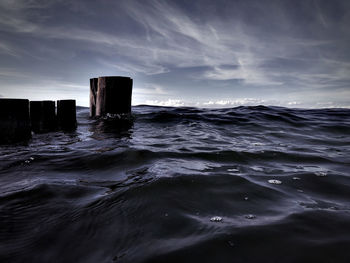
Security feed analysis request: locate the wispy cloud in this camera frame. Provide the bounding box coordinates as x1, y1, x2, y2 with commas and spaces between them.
0, 68, 32, 78
0, 42, 21, 58
134, 83, 168, 95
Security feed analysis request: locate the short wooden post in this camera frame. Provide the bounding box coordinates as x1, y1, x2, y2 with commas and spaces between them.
30, 100, 56, 133
57, 100, 77, 130
0, 98, 31, 144
95, 76, 133, 117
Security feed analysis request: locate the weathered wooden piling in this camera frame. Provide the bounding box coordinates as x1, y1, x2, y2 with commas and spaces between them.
0, 98, 31, 144
95, 76, 133, 117
30, 100, 56, 133
90, 78, 98, 117
57, 100, 77, 130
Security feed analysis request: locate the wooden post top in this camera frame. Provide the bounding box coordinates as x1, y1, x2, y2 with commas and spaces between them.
98, 76, 132, 79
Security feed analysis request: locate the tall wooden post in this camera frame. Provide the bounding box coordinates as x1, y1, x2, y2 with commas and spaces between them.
95, 76, 133, 117
57, 100, 77, 130
0, 98, 31, 144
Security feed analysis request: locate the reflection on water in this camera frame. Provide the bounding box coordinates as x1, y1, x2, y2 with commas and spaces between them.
89, 117, 134, 140
0, 105, 350, 263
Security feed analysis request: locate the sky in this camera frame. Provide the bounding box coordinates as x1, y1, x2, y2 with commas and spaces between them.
0, 0, 350, 108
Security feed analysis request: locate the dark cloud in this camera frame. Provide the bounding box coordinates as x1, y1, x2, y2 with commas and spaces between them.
0, 0, 349, 107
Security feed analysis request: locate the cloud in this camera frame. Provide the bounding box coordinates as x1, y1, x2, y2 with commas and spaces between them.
98, 59, 167, 75
314, 102, 350, 109
201, 64, 284, 85
142, 98, 350, 109
0, 0, 349, 107
144, 98, 299, 108
145, 99, 185, 107
0, 68, 35, 79
203, 98, 267, 107
0, 42, 21, 58
134, 83, 168, 95
0, 0, 292, 85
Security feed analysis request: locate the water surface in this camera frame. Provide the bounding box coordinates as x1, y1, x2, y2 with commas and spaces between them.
1, 105, 350, 262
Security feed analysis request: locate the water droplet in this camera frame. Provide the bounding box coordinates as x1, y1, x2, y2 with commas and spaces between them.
245, 214, 256, 219
315, 171, 327, 177
293, 177, 301, 180
210, 216, 223, 222
228, 240, 235, 247
268, 179, 282, 185
244, 197, 249, 201
24, 157, 34, 164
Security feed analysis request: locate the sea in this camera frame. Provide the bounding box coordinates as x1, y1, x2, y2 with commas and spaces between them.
0, 105, 350, 263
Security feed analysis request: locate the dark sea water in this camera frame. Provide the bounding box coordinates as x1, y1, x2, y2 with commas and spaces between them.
1, 105, 350, 263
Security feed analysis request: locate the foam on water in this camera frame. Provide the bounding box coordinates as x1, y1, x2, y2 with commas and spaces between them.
268, 179, 282, 185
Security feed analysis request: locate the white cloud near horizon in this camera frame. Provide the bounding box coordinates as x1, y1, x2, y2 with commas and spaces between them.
141, 98, 350, 109
145, 99, 185, 107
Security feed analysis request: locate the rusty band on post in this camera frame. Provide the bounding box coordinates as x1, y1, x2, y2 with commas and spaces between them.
89, 78, 98, 117
0, 98, 31, 144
